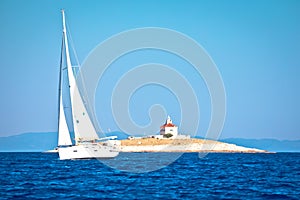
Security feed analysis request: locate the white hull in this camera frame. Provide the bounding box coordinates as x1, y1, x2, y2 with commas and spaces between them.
58, 141, 120, 160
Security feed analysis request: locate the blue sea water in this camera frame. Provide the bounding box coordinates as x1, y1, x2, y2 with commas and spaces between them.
0, 153, 299, 199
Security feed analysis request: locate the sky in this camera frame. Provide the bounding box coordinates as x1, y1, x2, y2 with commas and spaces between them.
0, 0, 299, 140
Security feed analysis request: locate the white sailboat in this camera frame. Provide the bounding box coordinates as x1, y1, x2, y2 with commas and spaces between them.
57, 10, 120, 160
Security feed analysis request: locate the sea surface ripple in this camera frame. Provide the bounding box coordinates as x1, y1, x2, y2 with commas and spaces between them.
0, 152, 299, 199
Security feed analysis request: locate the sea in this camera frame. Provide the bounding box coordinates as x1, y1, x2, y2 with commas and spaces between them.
0, 152, 299, 199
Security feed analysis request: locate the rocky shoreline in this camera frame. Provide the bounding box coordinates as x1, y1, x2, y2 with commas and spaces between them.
119, 138, 269, 153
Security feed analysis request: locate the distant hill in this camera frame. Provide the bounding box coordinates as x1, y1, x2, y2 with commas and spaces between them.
221, 138, 300, 152
0, 132, 299, 152
0, 132, 57, 152
0, 132, 129, 152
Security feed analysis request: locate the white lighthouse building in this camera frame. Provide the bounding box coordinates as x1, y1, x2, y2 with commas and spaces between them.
160, 115, 178, 138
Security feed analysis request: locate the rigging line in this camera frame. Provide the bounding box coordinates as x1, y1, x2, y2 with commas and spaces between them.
65, 21, 81, 69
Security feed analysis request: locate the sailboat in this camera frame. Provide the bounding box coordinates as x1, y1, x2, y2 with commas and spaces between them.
57, 10, 120, 160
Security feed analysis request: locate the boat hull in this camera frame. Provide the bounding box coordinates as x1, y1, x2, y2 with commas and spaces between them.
58, 142, 119, 160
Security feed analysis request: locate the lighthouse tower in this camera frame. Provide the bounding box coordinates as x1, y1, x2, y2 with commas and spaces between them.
160, 115, 178, 138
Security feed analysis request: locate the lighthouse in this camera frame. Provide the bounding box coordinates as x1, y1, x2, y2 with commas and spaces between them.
160, 115, 178, 138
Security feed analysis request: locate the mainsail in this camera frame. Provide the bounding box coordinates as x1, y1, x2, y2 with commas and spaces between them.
57, 33, 72, 146
58, 90, 72, 146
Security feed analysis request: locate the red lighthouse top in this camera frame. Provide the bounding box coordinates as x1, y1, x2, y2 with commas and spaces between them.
160, 116, 176, 129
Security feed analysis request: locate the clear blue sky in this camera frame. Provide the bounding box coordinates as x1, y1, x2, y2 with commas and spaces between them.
0, 0, 299, 140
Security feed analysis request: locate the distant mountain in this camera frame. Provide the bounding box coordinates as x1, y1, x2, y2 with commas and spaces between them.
0, 132, 57, 152
221, 138, 300, 152
0, 131, 130, 152
0, 132, 299, 152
